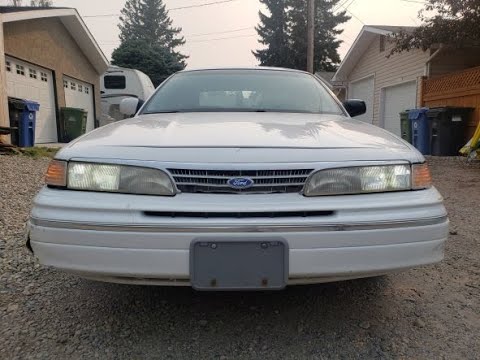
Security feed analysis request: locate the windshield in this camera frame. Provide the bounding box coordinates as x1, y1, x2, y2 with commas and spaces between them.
141, 70, 344, 115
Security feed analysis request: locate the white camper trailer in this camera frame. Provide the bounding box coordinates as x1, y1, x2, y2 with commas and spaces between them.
100, 66, 155, 124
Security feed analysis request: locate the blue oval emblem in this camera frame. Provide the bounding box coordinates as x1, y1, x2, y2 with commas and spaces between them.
227, 177, 254, 189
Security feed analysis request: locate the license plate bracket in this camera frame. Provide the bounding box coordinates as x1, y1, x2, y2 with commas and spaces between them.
190, 239, 288, 291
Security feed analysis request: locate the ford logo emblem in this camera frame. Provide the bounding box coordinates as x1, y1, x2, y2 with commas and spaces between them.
227, 177, 254, 189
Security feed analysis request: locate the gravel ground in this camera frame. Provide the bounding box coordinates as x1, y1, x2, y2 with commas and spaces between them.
0, 154, 479, 359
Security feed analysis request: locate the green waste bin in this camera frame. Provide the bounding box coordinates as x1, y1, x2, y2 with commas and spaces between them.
60, 107, 88, 143
400, 111, 412, 144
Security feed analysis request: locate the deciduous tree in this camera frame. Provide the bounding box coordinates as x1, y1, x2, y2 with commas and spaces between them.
392, 0, 480, 54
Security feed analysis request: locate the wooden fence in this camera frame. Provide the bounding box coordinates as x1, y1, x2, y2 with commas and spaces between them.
421, 66, 480, 139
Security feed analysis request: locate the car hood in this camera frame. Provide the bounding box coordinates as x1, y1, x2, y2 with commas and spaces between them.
58, 113, 422, 163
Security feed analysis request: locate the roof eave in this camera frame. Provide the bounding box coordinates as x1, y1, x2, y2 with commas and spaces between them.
1, 8, 109, 74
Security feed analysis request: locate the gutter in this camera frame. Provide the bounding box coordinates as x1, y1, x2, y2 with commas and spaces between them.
425, 45, 444, 77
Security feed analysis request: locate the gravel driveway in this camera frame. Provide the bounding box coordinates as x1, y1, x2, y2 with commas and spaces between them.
1, 154, 479, 359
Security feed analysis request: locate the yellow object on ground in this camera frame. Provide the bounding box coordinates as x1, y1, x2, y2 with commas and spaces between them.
460, 122, 480, 160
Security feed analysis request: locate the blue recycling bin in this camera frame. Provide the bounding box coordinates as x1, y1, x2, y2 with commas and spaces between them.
18, 99, 40, 147
409, 108, 430, 155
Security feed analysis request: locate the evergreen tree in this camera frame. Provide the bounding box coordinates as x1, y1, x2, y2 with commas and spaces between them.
287, 0, 350, 72
253, 0, 350, 72
114, 0, 187, 85
112, 39, 184, 86
253, 0, 291, 68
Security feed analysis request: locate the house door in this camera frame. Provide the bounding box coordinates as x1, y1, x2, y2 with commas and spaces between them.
5, 56, 57, 143
349, 76, 374, 124
383, 81, 417, 136
63, 76, 95, 132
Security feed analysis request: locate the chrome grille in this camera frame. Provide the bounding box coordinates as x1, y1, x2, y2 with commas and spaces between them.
167, 169, 314, 194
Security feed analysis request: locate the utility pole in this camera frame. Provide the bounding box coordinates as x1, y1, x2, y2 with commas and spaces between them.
307, 0, 315, 73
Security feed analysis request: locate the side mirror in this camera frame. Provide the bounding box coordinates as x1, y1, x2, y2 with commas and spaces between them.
343, 99, 366, 118
120, 97, 140, 116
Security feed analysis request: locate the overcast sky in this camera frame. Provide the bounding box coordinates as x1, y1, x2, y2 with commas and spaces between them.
2, 0, 425, 68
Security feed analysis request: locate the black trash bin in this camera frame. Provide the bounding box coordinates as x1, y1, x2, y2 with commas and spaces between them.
59, 107, 88, 143
400, 111, 412, 144
427, 107, 473, 156
8, 97, 23, 146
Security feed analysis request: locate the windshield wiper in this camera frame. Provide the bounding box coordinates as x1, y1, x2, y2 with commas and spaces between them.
143, 110, 182, 114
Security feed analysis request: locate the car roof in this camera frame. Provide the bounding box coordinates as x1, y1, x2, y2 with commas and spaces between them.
178, 66, 312, 75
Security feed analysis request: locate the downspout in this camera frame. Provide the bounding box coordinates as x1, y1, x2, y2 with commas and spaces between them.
425, 45, 444, 77
0, 14, 11, 144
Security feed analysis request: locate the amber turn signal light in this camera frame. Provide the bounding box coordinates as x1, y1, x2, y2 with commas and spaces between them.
412, 163, 432, 190
45, 160, 67, 187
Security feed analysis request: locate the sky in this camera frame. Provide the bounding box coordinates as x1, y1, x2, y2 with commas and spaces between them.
1, 0, 426, 68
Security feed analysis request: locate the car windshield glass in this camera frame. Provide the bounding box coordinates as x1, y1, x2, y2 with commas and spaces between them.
141, 70, 343, 115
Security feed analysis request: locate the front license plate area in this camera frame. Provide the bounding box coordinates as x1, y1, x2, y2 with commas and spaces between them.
191, 239, 288, 291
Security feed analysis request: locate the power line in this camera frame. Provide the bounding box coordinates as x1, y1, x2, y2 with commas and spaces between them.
83, 0, 240, 18
344, 0, 357, 10
98, 33, 257, 46
344, 8, 365, 25
188, 34, 257, 43
400, 0, 425, 4
333, 0, 351, 13
97, 26, 254, 45
333, 0, 365, 25
188, 26, 253, 38
169, 0, 240, 11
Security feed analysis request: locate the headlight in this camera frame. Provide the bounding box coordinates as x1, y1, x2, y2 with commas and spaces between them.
66, 162, 175, 196
304, 165, 413, 196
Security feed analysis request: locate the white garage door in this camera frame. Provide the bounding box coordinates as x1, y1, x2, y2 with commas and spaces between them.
349, 76, 374, 124
5, 56, 57, 143
383, 81, 417, 136
64, 76, 95, 132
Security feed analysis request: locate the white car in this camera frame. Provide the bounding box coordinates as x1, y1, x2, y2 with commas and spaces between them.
27, 68, 449, 290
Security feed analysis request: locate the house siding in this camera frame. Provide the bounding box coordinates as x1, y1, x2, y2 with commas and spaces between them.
347, 36, 430, 126
3, 18, 101, 120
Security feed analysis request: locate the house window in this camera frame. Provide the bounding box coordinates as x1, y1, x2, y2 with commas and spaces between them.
16, 64, 25, 76
64, 80, 69, 88
41, 72, 48, 82
104, 75, 126, 89
85, 87, 89, 94
78, 84, 83, 92
6, 61, 11, 72
29, 69, 37, 79
70, 81, 76, 90
380, 35, 386, 53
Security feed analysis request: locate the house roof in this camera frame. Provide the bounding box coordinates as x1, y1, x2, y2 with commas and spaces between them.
0, 6, 109, 74
332, 25, 416, 82
0, 6, 70, 13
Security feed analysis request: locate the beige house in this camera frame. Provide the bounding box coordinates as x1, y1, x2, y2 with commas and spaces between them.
332, 25, 480, 137
0, 6, 109, 144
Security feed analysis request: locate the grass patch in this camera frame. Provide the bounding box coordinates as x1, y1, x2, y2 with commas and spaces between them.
21, 147, 60, 159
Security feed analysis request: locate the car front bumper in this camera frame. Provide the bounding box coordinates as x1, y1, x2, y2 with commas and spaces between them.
28, 187, 449, 286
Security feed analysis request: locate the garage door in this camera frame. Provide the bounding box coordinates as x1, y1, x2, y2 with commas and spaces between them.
64, 76, 95, 133
349, 76, 374, 124
5, 56, 57, 143
383, 81, 417, 136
